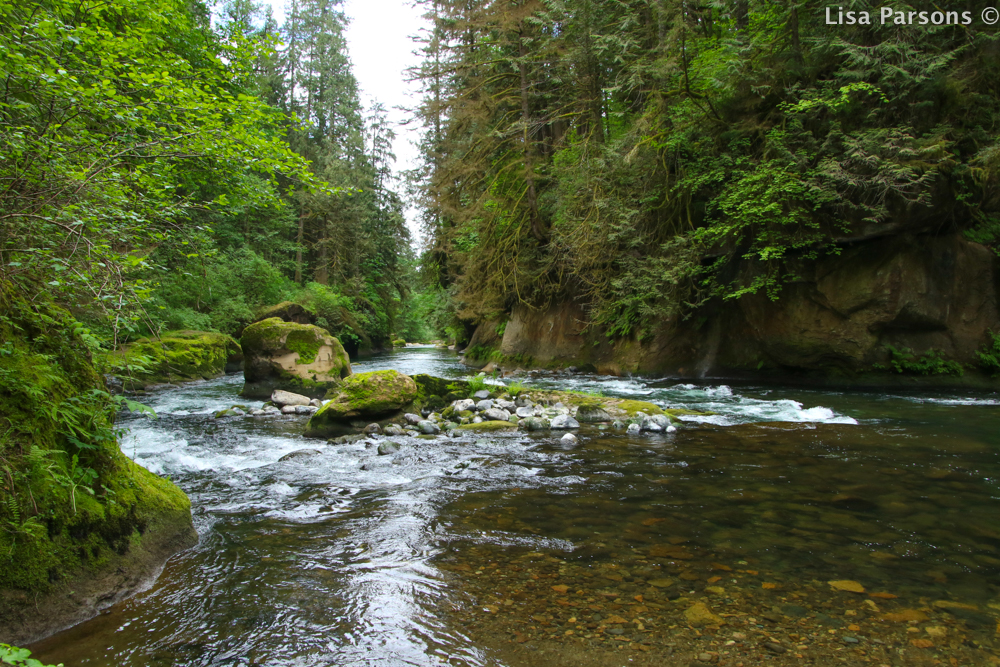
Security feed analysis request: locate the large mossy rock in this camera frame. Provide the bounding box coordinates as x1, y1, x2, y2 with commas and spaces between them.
304, 370, 418, 437
240, 317, 352, 398
0, 282, 197, 644
113, 330, 241, 388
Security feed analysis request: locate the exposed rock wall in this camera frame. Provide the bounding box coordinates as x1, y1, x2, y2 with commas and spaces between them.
486, 233, 1000, 385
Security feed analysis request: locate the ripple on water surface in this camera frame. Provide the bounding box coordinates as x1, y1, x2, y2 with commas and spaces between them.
28, 347, 1000, 666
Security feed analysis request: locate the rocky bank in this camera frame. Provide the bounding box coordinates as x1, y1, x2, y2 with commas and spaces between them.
467, 233, 1000, 386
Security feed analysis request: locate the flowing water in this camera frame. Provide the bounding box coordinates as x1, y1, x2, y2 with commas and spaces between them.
29, 347, 1000, 666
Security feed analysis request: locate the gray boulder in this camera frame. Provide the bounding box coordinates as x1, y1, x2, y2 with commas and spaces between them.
515, 407, 535, 418
363, 423, 382, 435
404, 413, 423, 425
475, 399, 494, 412
483, 408, 511, 422
383, 424, 405, 436
496, 399, 517, 411
473, 390, 491, 400
271, 389, 311, 407
560, 432, 579, 445
514, 397, 533, 408
453, 399, 476, 412
626, 423, 641, 435
550, 414, 580, 429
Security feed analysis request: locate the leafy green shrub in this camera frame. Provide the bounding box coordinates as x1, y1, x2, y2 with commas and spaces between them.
505, 379, 526, 397
0, 643, 62, 667
878, 345, 964, 376
976, 331, 1000, 375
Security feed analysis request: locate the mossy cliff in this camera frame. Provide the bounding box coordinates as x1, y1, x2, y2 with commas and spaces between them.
0, 283, 197, 645
240, 318, 352, 398
477, 233, 1000, 387
110, 330, 242, 389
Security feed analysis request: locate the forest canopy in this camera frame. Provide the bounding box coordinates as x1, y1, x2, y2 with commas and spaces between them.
0, 0, 432, 350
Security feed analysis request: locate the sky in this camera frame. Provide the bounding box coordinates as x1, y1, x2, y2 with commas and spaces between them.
264, 0, 429, 245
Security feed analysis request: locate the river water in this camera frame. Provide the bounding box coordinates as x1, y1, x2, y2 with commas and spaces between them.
30, 347, 1000, 666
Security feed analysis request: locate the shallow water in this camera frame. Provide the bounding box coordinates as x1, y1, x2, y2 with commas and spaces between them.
29, 347, 1000, 665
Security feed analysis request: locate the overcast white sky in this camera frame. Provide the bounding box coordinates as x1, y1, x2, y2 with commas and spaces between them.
265, 0, 428, 244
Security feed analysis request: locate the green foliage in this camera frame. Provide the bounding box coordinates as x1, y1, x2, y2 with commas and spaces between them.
0, 644, 63, 667
465, 375, 488, 396
0, 0, 318, 331
505, 380, 526, 397
877, 346, 965, 376
0, 282, 190, 605
411, 0, 1000, 339
976, 332, 1000, 375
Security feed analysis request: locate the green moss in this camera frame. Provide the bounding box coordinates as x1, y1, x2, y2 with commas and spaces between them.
109, 330, 239, 386
412, 374, 470, 397
285, 329, 321, 365
613, 400, 664, 416
456, 421, 517, 432
305, 370, 418, 436
0, 282, 193, 613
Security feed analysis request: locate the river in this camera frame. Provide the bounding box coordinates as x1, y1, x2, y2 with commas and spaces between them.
30, 347, 1000, 666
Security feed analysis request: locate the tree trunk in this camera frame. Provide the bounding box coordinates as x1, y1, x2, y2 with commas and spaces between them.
517, 29, 544, 242
315, 216, 329, 285
295, 209, 304, 283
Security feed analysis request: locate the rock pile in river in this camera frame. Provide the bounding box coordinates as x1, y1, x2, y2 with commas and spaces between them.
300, 370, 694, 439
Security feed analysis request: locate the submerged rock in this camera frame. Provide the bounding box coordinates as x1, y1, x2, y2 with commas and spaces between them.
417, 420, 440, 434
240, 318, 352, 398
279, 449, 322, 462
377, 441, 400, 456
560, 432, 579, 445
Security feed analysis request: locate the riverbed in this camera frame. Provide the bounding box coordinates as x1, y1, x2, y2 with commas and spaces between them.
30, 347, 1000, 666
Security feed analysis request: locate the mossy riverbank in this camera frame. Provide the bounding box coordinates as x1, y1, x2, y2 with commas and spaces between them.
0, 283, 196, 644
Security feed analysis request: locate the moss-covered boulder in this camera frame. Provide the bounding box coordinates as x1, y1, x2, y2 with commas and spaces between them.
240, 318, 352, 398
0, 282, 196, 645
304, 370, 418, 437
111, 330, 241, 388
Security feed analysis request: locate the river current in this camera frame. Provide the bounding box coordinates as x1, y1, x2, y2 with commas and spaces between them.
30, 347, 1000, 666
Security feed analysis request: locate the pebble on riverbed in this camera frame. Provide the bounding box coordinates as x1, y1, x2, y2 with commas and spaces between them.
437, 542, 998, 667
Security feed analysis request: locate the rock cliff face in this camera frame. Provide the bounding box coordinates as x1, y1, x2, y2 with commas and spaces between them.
480, 233, 1000, 385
